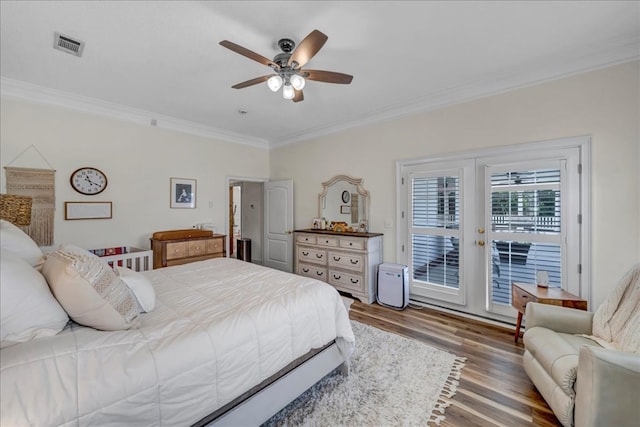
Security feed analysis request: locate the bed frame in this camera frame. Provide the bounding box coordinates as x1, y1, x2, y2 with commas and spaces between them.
200, 343, 347, 426
100, 249, 349, 426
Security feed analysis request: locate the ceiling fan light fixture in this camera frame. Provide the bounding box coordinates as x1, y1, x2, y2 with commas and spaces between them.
282, 83, 295, 100
290, 74, 305, 90
267, 75, 283, 92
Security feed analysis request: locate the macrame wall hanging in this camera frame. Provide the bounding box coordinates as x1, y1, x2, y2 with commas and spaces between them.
4, 145, 56, 245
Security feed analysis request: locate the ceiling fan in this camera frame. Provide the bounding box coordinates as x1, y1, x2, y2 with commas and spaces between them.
219, 30, 353, 103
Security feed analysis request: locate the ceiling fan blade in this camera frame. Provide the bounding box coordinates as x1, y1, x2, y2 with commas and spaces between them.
288, 30, 328, 68
231, 75, 272, 89
293, 89, 304, 103
219, 40, 277, 68
303, 70, 353, 84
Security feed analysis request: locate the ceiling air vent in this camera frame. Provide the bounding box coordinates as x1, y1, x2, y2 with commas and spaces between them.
53, 32, 85, 57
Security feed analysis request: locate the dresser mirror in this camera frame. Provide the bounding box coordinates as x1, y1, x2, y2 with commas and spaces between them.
318, 175, 369, 228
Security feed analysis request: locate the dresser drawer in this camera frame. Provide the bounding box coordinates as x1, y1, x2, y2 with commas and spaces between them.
316, 236, 339, 247
329, 269, 364, 292
188, 240, 208, 257
512, 285, 538, 313
328, 251, 364, 272
296, 234, 317, 245
297, 247, 327, 265
165, 242, 188, 260
297, 263, 327, 280
206, 237, 224, 254
339, 238, 365, 250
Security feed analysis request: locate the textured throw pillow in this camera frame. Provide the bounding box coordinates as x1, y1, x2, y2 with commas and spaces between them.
0, 251, 69, 348
0, 219, 44, 269
591, 263, 640, 353
42, 244, 139, 330
115, 266, 156, 313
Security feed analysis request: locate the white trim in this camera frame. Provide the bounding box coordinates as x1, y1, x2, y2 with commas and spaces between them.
272, 36, 639, 148
3, 29, 637, 151
409, 299, 517, 330
1, 78, 270, 149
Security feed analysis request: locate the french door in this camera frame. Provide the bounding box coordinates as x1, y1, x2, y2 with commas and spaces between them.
398, 138, 588, 322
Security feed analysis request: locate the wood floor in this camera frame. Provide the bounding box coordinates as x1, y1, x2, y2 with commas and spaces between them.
348, 301, 562, 427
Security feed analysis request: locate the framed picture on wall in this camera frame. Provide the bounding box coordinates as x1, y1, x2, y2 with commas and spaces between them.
170, 177, 196, 209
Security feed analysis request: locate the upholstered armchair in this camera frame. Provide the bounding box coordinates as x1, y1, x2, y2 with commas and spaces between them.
522, 264, 640, 427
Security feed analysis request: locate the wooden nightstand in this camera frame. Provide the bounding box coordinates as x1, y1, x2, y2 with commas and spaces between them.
511, 282, 587, 343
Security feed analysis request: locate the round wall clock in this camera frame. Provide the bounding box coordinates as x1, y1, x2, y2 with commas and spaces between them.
341, 190, 350, 204
70, 167, 108, 195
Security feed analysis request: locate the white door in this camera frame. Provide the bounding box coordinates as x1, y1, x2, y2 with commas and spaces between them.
263, 179, 294, 272
399, 138, 588, 322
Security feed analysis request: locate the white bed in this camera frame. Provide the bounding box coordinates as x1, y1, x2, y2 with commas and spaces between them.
0, 256, 355, 426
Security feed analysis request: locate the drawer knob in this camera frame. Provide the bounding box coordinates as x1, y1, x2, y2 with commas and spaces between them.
333, 274, 341, 280
333, 256, 341, 261
302, 251, 309, 256
325, 240, 329, 243
349, 242, 353, 246
350, 259, 358, 264
350, 278, 359, 284
316, 271, 324, 277
316, 253, 323, 259
303, 268, 309, 273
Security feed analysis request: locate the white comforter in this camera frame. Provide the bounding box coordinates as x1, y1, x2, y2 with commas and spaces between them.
1, 258, 355, 426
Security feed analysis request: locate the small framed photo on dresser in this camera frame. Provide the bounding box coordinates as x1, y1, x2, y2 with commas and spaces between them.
170, 177, 196, 209
358, 219, 368, 233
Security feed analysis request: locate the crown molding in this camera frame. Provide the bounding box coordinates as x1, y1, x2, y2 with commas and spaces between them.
2, 32, 638, 150
271, 34, 640, 148
0, 77, 270, 149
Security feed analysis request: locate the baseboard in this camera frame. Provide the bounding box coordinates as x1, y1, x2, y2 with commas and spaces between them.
408, 299, 518, 331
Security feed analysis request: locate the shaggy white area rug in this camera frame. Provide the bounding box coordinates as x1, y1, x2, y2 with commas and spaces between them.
263, 320, 466, 426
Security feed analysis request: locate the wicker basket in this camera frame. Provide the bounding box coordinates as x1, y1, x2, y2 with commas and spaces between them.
0, 194, 33, 226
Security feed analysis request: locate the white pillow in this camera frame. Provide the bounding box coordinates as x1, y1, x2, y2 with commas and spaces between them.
0, 251, 69, 348
0, 219, 44, 269
42, 244, 139, 331
115, 266, 156, 312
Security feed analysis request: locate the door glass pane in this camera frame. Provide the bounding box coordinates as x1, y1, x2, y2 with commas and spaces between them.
412, 176, 459, 229
411, 175, 460, 289
491, 241, 562, 303
412, 234, 459, 288
491, 170, 561, 234
490, 168, 563, 307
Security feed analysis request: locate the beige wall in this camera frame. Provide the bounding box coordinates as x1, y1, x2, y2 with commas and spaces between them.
270, 61, 640, 308
2, 62, 638, 309
0, 98, 270, 250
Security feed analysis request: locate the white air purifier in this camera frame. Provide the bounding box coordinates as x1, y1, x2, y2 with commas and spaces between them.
377, 263, 409, 310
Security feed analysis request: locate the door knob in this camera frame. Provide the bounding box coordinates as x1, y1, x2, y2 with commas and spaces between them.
478, 227, 485, 233
477, 240, 485, 246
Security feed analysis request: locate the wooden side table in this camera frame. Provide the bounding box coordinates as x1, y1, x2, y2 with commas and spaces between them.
511, 282, 588, 343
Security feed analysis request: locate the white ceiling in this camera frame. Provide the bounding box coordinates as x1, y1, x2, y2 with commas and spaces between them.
1, 1, 638, 148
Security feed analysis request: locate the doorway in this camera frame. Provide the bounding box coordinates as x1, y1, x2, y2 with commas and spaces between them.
229, 184, 242, 257
397, 137, 590, 323
227, 178, 267, 264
